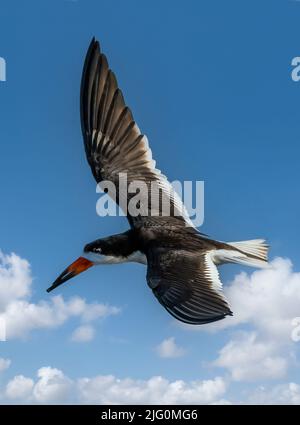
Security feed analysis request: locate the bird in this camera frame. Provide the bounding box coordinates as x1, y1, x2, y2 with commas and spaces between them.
47, 38, 269, 325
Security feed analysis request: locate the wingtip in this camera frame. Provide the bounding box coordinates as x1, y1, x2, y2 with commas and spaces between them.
87, 37, 100, 54
92, 37, 100, 50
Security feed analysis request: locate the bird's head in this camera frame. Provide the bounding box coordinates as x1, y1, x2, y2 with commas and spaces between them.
46, 238, 122, 293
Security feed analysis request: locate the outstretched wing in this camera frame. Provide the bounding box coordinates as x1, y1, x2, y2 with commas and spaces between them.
80, 38, 194, 229
146, 247, 233, 325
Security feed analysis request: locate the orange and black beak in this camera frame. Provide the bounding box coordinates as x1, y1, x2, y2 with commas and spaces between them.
47, 257, 94, 293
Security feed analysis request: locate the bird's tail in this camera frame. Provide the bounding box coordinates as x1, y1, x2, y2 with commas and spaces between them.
211, 239, 269, 269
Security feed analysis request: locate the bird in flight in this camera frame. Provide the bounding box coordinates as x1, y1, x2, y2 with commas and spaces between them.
47, 39, 268, 325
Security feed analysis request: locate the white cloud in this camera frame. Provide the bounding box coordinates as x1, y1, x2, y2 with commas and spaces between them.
213, 332, 288, 381
5, 368, 72, 403
210, 399, 232, 405
80, 303, 120, 322
0, 251, 31, 309
248, 383, 300, 405
5, 375, 34, 400
0, 250, 120, 340
3, 368, 226, 404
71, 325, 95, 343
78, 375, 226, 404
1, 295, 119, 339
4, 367, 300, 405
0, 358, 11, 372
156, 337, 186, 358
33, 367, 72, 403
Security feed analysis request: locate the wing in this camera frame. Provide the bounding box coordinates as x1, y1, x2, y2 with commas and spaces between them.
80, 38, 194, 229
146, 247, 233, 325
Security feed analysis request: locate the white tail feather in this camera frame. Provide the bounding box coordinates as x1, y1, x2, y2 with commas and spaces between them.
211, 239, 269, 269
228, 239, 268, 262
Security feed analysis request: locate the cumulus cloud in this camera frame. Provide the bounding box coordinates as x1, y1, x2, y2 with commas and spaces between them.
1, 295, 119, 339
77, 374, 226, 404
156, 337, 186, 358
71, 325, 95, 343
0, 250, 120, 340
0, 251, 31, 309
5, 367, 72, 404
4, 367, 300, 405
248, 382, 300, 405
3, 368, 226, 404
213, 332, 288, 381
5, 375, 34, 400
33, 367, 72, 403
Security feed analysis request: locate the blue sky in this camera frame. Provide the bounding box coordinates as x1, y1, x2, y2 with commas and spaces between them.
0, 0, 300, 404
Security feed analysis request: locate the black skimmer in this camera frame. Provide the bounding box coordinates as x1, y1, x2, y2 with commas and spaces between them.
47, 39, 269, 325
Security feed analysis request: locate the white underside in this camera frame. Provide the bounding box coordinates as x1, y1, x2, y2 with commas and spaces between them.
84, 250, 147, 265
126, 251, 147, 265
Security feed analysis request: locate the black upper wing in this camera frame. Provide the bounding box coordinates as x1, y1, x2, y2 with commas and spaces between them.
80, 39, 194, 229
